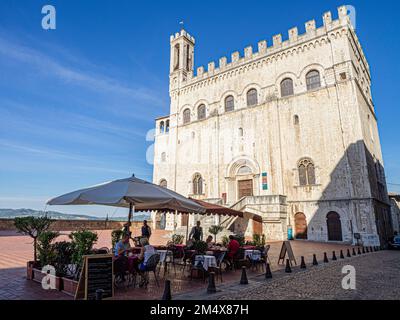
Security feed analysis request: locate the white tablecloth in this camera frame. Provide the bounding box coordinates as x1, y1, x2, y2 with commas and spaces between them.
157, 250, 173, 263
195, 255, 217, 271
245, 250, 262, 261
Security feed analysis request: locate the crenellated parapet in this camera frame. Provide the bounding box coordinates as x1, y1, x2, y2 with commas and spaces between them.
173, 5, 365, 93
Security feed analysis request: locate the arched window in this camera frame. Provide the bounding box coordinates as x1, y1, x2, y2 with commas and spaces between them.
225, 95, 234, 112
192, 173, 203, 195
246, 89, 258, 106
237, 166, 252, 175
183, 108, 191, 124
298, 158, 316, 186
238, 127, 243, 137
197, 104, 206, 120
294, 115, 299, 125
280, 78, 294, 97
165, 120, 170, 133
159, 179, 167, 188
159, 121, 165, 133
306, 70, 321, 90
161, 152, 166, 162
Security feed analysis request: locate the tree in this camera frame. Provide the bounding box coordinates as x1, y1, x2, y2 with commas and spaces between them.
14, 216, 53, 262
208, 225, 224, 242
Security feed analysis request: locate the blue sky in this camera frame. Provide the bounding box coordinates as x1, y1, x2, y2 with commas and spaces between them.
0, 0, 399, 217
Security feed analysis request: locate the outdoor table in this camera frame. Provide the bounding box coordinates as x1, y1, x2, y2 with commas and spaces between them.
157, 250, 173, 263
241, 245, 257, 250
194, 255, 217, 271
245, 249, 262, 261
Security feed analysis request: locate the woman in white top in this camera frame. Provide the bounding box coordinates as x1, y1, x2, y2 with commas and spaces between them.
138, 237, 156, 270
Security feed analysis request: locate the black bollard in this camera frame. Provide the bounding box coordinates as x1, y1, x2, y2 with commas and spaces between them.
95, 289, 104, 300
161, 280, 172, 300
265, 263, 272, 279
285, 259, 292, 273
357, 247, 361, 255
240, 266, 248, 284
362, 247, 366, 254
207, 272, 217, 294
340, 250, 345, 259
312, 254, 318, 266
300, 256, 306, 269
332, 251, 337, 261
352, 248, 356, 256
323, 252, 329, 263
347, 249, 351, 258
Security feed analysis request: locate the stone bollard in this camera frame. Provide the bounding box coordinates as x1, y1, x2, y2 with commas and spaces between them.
161, 280, 172, 300
347, 249, 351, 258
207, 272, 217, 294
323, 252, 329, 263
95, 289, 104, 300
265, 263, 272, 279
300, 256, 306, 269
357, 247, 361, 255
362, 247, 366, 254
340, 250, 345, 259
366, 247, 369, 253
332, 251, 337, 261
285, 259, 292, 273
312, 254, 318, 266
240, 266, 248, 284
352, 248, 356, 256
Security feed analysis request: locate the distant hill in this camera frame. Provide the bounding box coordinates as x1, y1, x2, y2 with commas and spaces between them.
0, 208, 150, 222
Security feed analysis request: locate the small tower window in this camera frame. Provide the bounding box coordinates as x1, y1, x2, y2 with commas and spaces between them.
281, 78, 294, 97
239, 127, 243, 137
198, 104, 206, 120
174, 44, 180, 70
159, 121, 165, 133
294, 115, 299, 125
225, 95, 234, 112
183, 108, 191, 124
246, 89, 258, 106
306, 70, 321, 90
161, 152, 166, 162
165, 120, 170, 133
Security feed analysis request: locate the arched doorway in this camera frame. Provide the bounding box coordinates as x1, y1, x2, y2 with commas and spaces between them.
326, 211, 342, 241
294, 212, 308, 239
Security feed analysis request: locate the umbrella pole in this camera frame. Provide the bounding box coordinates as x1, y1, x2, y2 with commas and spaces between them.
185, 216, 189, 243
127, 203, 133, 232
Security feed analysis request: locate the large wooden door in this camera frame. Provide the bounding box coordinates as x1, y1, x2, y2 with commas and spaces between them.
327, 211, 342, 241
238, 179, 253, 199
181, 214, 189, 227
294, 212, 308, 239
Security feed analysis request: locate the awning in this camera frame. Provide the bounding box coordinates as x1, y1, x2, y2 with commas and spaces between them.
189, 198, 243, 217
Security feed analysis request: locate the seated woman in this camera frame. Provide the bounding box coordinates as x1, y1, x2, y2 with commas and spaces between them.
137, 237, 156, 286
206, 235, 214, 249
113, 232, 131, 282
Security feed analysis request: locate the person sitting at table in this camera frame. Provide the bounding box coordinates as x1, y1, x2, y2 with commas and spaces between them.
225, 235, 240, 270
137, 237, 157, 286
189, 221, 203, 241
113, 232, 131, 282
206, 235, 214, 248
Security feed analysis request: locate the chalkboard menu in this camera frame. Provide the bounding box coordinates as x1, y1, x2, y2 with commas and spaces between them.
75, 254, 114, 300
277, 241, 297, 266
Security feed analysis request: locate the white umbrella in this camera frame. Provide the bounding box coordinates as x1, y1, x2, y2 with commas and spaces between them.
47, 175, 206, 223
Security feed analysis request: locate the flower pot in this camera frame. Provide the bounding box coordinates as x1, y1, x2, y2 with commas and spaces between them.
61, 277, 79, 296
31, 267, 62, 291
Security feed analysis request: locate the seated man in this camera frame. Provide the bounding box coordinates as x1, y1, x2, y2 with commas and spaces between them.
113, 232, 131, 282
225, 235, 240, 270
206, 235, 214, 248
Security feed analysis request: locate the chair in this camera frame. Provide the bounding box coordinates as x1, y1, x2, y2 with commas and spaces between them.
208, 251, 226, 282
189, 255, 206, 281
139, 253, 160, 288
96, 247, 110, 254
248, 249, 265, 272
233, 248, 248, 270
113, 255, 130, 289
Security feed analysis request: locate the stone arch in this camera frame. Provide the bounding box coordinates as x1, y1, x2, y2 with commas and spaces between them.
226, 156, 261, 178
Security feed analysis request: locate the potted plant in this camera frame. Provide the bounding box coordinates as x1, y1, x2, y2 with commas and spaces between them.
69, 230, 98, 280
171, 234, 184, 245
111, 229, 124, 251
208, 225, 224, 243
14, 216, 53, 279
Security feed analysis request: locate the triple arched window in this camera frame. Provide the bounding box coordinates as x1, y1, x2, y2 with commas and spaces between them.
280, 78, 294, 97
306, 70, 321, 90
246, 89, 258, 106
225, 95, 235, 112
298, 158, 316, 186
192, 173, 203, 195
183, 108, 191, 124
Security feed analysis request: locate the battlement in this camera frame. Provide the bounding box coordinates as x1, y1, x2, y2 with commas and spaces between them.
170, 29, 195, 44
180, 5, 353, 87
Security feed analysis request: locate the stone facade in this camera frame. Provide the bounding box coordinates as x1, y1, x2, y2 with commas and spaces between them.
389, 194, 400, 234
152, 6, 392, 246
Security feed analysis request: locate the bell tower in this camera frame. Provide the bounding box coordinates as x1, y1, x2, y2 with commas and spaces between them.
169, 29, 195, 90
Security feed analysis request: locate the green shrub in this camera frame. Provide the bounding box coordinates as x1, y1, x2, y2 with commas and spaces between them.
111, 229, 124, 249
69, 230, 98, 276
53, 241, 73, 277
252, 234, 266, 247
37, 231, 59, 267
192, 240, 208, 254
208, 225, 224, 242
234, 234, 246, 246
14, 216, 53, 262
171, 234, 184, 245
221, 235, 229, 247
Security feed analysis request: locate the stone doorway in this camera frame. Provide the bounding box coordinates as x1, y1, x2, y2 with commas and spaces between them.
327, 211, 342, 241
